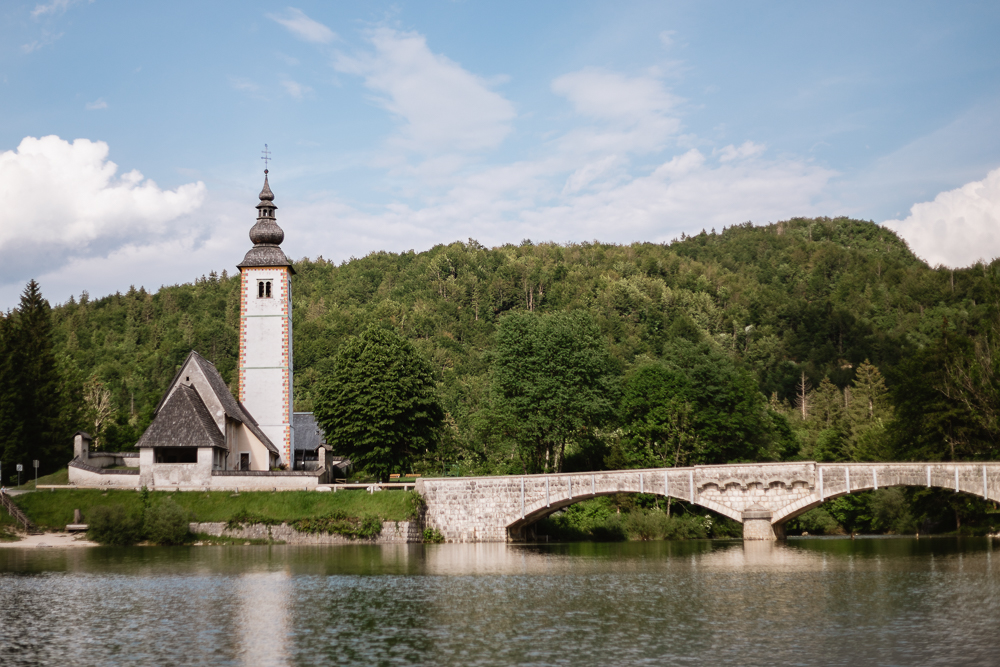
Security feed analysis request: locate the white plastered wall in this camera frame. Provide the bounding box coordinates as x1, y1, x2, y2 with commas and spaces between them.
239, 266, 293, 465
229, 423, 274, 471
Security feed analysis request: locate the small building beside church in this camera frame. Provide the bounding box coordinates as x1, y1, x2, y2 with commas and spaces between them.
68, 172, 348, 490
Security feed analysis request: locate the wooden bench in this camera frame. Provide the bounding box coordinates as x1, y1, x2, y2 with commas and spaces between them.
389, 474, 400, 480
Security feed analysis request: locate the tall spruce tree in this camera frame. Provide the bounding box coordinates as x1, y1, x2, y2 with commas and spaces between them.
2, 281, 68, 478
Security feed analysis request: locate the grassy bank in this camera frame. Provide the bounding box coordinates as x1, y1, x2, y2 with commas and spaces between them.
14, 488, 420, 531
6, 468, 70, 491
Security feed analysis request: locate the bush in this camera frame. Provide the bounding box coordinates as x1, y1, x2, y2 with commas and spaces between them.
87, 505, 144, 546
144, 498, 192, 545
291, 512, 383, 538
423, 527, 444, 543
871, 488, 917, 534
792, 507, 842, 535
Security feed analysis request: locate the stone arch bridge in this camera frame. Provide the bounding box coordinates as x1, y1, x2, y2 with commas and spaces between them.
415, 462, 1000, 541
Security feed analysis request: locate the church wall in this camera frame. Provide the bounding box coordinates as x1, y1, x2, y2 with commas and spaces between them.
230, 423, 274, 471
147, 448, 214, 487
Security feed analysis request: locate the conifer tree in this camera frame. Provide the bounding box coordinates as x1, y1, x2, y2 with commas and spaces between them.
2, 281, 68, 477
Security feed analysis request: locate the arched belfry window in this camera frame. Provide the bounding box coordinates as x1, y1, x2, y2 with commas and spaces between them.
257, 280, 272, 298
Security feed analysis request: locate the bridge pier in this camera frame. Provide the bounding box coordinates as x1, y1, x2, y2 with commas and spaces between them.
741, 504, 785, 541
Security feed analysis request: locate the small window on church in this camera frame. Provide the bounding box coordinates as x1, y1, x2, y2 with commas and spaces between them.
258, 280, 272, 298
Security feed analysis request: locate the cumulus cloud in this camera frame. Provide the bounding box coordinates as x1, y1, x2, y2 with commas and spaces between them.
334, 28, 516, 154
883, 167, 1000, 267
268, 8, 336, 44
0, 135, 206, 285
85, 98, 107, 110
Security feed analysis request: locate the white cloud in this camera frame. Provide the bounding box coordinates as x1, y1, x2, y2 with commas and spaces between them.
718, 141, 765, 162
659, 30, 676, 48
85, 98, 107, 110
21, 30, 63, 53
268, 8, 336, 44
883, 167, 1000, 267
31, 0, 88, 18
230, 77, 259, 93
281, 79, 312, 99
551, 68, 682, 154
334, 28, 516, 154
0, 135, 206, 286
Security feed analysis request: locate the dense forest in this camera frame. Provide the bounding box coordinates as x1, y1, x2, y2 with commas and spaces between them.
6, 215, 1000, 531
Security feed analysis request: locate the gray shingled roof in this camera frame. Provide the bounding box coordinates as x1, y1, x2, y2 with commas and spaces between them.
293, 412, 326, 451
237, 244, 294, 269
137, 384, 226, 449
153, 350, 279, 454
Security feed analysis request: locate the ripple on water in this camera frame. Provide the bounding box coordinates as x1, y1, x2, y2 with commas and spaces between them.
0, 539, 998, 666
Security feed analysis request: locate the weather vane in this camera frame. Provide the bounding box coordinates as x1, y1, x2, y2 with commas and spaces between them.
261, 144, 271, 173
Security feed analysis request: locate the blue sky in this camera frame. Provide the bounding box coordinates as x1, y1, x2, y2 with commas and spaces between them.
2, 0, 999, 307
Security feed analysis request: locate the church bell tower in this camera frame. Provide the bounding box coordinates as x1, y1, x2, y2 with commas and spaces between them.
237, 169, 294, 465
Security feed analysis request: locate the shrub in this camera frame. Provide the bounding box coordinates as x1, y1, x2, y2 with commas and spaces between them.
291, 512, 383, 539
406, 491, 426, 521
226, 510, 274, 530
144, 498, 192, 545
793, 507, 842, 535
422, 527, 444, 543
87, 505, 143, 546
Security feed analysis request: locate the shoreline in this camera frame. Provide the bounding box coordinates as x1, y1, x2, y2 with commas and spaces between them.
0, 532, 98, 548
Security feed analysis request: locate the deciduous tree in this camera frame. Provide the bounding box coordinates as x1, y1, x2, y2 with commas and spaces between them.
313, 325, 444, 480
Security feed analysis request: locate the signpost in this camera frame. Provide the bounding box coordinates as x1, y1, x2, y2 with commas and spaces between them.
33, 460, 39, 487
16, 464, 22, 488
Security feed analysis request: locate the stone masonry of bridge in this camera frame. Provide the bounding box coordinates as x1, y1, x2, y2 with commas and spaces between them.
415, 461, 1000, 542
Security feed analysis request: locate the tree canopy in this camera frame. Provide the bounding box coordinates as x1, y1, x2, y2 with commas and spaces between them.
312, 325, 444, 480
19, 216, 1000, 484
484, 310, 617, 474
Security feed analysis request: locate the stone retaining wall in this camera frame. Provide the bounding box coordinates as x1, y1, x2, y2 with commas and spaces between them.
190, 520, 422, 544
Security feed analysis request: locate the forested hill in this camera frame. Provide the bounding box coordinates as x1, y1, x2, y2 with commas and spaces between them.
43, 216, 1000, 469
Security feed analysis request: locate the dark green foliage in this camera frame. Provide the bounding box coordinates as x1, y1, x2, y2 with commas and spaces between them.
0, 281, 75, 477
786, 507, 842, 535
313, 326, 444, 480
422, 527, 445, 543
226, 510, 275, 530
536, 497, 731, 541
19, 214, 1000, 531
291, 512, 382, 538
143, 497, 192, 545
86, 505, 143, 546
485, 311, 617, 473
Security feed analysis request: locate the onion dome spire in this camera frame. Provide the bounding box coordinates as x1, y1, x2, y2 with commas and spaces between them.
237, 168, 295, 272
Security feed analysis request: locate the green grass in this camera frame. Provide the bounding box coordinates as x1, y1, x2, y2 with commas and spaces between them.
14, 489, 420, 531
0, 509, 21, 541
11, 468, 70, 491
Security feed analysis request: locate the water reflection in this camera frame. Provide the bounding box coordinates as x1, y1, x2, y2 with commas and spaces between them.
1, 538, 999, 666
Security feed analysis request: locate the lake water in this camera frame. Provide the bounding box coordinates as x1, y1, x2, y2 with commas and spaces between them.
1, 538, 999, 666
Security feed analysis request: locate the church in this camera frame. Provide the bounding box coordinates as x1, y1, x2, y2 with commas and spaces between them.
68, 172, 344, 489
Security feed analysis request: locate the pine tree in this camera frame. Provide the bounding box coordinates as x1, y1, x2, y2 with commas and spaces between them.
848, 359, 893, 461
4, 281, 68, 476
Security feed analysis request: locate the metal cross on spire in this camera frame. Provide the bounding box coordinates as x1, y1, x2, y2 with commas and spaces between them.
261, 144, 271, 173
